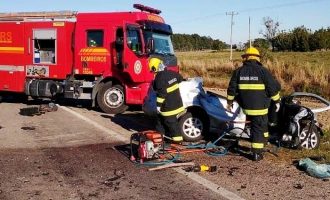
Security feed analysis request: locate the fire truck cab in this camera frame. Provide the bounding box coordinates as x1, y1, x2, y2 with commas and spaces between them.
0, 4, 177, 114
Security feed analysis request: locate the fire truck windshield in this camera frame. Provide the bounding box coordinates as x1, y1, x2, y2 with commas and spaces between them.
144, 31, 174, 55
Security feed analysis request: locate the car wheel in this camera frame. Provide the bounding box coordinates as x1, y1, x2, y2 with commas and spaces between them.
178, 111, 208, 142
97, 82, 128, 114
299, 123, 320, 149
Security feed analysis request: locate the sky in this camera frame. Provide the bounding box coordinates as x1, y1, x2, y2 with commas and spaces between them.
1, 0, 329, 44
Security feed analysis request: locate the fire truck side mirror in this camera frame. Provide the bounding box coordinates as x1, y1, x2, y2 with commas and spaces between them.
146, 38, 154, 54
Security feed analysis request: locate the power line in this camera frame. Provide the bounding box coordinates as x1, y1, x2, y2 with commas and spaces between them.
237, 0, 326, 14
172, 0, 326, 25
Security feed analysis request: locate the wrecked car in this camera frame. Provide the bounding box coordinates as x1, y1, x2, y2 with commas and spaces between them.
143, 78, 330, 149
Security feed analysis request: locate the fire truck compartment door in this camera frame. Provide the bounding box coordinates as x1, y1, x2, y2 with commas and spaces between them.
122, 23, 146, 83
0, 65, 25, 92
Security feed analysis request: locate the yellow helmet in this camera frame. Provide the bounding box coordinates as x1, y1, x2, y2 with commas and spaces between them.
242, 47, 260, 61
149, 58, 164, 72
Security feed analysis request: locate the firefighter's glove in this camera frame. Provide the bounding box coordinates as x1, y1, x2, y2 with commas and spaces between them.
275, 103, 280, 112
226, 100, 233, 111
156, 106, 161, 113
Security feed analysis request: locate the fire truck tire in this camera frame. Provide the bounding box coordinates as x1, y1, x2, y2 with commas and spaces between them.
97, 83, 128, 114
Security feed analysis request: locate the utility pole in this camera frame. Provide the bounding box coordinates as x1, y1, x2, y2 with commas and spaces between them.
226, 11, 238, 61
249, 16, 252, 48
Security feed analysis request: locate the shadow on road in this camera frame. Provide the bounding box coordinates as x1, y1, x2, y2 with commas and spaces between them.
1, 92, 158, 136
101, 112, 155, 132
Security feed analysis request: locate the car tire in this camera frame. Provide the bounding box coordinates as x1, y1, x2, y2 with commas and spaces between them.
97, 82, 128, 114
299, 123, 320, 149
178, 111, 208, 142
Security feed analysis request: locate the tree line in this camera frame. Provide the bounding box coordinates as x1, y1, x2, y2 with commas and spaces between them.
258, 17, 330, 52
271, 26, 330, 51
172, 19, 330, 52
171, 33, 228, 51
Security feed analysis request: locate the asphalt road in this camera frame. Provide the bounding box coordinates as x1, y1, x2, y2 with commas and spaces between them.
0, 99, 329, 200
0, 100, 234, 200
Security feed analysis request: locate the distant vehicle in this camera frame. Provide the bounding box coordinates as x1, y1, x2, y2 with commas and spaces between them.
0, 4, 178, 114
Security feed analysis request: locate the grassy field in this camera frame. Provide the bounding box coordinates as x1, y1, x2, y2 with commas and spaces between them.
177, 50, 330, 162
177, 50, 330, 98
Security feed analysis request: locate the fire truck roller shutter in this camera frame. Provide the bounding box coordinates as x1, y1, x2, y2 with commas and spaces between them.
25, 79, 62, 97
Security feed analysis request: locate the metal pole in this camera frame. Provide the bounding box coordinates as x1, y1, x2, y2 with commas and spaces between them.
226, 11, 238, 61
249, 16, 252, 48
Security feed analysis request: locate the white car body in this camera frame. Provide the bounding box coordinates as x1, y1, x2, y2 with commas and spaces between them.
143, 77, 248, 141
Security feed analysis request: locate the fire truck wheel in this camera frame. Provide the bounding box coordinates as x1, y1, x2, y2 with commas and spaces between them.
178, 111, 208, 142
97, 83, 128, 114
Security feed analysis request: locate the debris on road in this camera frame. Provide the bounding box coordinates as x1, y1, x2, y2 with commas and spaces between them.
21, 126, 36, 131
19, 103, 58, 116
148, 162, 195, 171
183, 164, 217, 172
293, 183, 304, 189
39, 103, 58, 112
298, 158, 330, 179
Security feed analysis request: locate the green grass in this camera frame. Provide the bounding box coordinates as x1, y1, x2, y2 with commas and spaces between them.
177, 50, 330, 99
177, 50, 330, 162
293, 130, 330, 163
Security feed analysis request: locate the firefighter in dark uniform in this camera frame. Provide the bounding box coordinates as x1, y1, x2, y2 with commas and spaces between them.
149, 58, 185, 143
227, 47, 281, 161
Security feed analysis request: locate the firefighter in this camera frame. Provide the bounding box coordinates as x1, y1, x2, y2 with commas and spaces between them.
226, 47, 281, 161
89, 39, 97, 47
149, 58, 185, 143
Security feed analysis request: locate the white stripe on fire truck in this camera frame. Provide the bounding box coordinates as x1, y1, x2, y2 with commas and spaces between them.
0, 65, 24, 72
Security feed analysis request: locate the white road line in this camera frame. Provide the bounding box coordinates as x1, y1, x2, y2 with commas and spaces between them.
174, 168, 245, 200
58, 105, 129, 143
59, 105, 245, 200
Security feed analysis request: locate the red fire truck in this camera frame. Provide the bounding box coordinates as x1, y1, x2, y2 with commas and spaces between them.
0, 4, 177, 113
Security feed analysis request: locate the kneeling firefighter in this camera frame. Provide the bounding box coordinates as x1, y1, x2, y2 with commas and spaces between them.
227, 47, 281, 161
149, 58, 185, 143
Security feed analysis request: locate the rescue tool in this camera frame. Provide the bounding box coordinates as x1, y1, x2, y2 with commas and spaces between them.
129, 130, 228, 167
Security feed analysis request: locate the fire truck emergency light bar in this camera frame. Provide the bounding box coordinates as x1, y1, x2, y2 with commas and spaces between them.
133, 4, 161, 15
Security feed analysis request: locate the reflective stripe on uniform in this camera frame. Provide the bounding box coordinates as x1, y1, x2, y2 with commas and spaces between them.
247, 56, 260, 62
243, 108, 268, 116
227, 95, 235, 100
156, 97, 165, 103
252, 142, 264, 149
271, 92, 280, 101
264, 132, 269, 138
166, 83, 179, 93
238, 84, 265, 90
160, 106, 185, 117
172, 136, 183, 142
